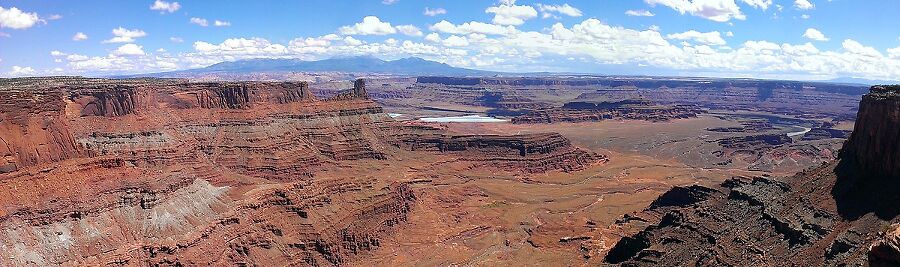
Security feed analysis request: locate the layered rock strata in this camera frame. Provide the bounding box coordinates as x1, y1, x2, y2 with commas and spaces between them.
603, 85, 900, 266
0, 77, 603, 265
398, 132, 606, 173
511, 99, 702, 123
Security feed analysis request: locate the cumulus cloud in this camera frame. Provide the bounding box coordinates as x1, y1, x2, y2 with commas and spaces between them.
382, 0, 399, 4
644, 0, 773, 22
485, 0, 538, 26
442, 35, 470, 47
396, 25, 423, 36
668, 30, 727, 45
625, 10, 655, 16
42, 12, 900, 82
339, 16, 397, 35
214, 20, 231, 27
72, 32, 88, 41
46, 14, 62, 20
429, 20, 512, 35
343, 36, 363, 46
794, 0, 814, 10
103, 27, 146, 43
536, 3, 583, 18
424, 7, 447, 16
741, 0, 773, 10
150, 0, 181, 13
170, 37, 184, 43
803, 28, 828, 41
0, 6, 41, 29
425, 32, 441, 43
113, 44, 146, 56
190, 17, 208, 27
7, 66, 36, 76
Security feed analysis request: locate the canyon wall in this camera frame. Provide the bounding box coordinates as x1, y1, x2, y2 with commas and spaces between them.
840, 85, 900, 178
0, 77, 602, 265
603, 85, 900, 266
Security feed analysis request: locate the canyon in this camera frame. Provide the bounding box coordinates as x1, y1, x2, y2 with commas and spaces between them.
0, 75, 891, 266
603, 85, 900, 266
0, 77, 602, 265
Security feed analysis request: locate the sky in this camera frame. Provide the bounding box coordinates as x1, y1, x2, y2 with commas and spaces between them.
0, 0, 899, 81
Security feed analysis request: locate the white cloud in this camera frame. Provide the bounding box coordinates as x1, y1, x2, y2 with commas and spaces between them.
214, 20, 231, 27
50, 50, 66, 56
887, 46, 900, 59
193, 38, 288, 56
103, 27, 146, 43
800, 14, 810, 19
803, 28, 828, 41
645, 0, 753, 22
343, 36, 363, 46
794, 0, 814, 10
424, 7, 447, 16
69, 32, 88, 41
190, 17, 208, 27
625, 10, 655, 17
382, 0, 399, 4
841, 39, 881, 58
396, 25, 423, 36
741, 0, 773, 10
113, 44, 146, 56
485, 0, 538, 26
170, 37, 183, 43
339, 16, 397, 35
8, 66, 36, 76
425, 32, 441, 43
0, 6, 40, 29
40, 15, 900, 82
46, 14, 62, 20
430, 20, 512, 35
150, 0, 181, 13
443, 35, 470, 47
536, 3, 583, 17
668, 30, 727, 45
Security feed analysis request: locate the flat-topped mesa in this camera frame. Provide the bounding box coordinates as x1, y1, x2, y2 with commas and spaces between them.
840, 85, 900, 179
180, 81, 314, 109
64, 81, 315, 115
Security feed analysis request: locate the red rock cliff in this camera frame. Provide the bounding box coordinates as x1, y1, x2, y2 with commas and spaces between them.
840, 85, 900, 178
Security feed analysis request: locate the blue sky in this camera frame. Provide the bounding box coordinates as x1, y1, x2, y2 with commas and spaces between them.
1, 0, 898, 80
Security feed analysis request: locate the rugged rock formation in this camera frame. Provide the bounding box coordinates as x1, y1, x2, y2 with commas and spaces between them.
512, 99, 702, 124
412, 77, 866, 120
716, 134, 792, 149
398, 132, 606, 173
840, 85, 900, 179
328, 78, 369, 101
0, 88, 81, 173
801, 128, 851, 141
603, 85, 900, 266
0, 77, 604, 265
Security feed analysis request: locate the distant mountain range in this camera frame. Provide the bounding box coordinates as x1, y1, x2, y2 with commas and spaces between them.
129, 56, 495, 78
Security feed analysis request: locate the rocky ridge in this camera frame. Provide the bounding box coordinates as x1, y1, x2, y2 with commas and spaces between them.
603, 85, 900, 266
0, 77, 603, 265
